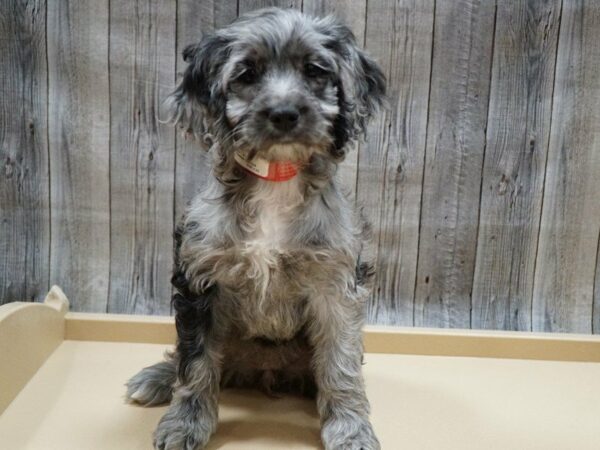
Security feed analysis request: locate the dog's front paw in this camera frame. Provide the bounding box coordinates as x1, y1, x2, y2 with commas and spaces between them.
153, 400, 216, 450
126, 360, 176, 406
322, 416, 380, 450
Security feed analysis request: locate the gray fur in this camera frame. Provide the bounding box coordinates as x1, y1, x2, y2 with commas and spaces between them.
126, 357, 176, 406
126, 8, 385, 450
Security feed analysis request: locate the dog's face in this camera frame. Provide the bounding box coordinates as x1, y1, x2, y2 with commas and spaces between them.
222, 27, 343, 161
167, 8, 385, 163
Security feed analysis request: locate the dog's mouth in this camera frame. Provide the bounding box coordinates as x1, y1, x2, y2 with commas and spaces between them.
263, 143, 306, 160
236, 142, 315, 163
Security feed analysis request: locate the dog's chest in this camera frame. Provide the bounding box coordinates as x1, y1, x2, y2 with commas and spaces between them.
230, 178, 307, 339
246, 178, 302, 246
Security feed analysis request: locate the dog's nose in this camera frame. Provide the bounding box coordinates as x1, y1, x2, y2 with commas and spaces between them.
268, 106, 300, 132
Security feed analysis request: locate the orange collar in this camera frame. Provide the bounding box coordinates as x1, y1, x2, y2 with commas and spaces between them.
234, 150, 298, 182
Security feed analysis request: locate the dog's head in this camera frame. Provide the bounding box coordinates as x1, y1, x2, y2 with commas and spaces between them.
166, 8, 385, 164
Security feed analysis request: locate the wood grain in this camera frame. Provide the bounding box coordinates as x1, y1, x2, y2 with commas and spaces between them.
357, 0, 434, 326
0, 0, 49, 304
3, 0, 600, 334
174, 0, 237, 225
414, 0, 496, 328
532, 0, 600, 333
238, 0, 302, 14
302, 0, 366, 200
471, 0, 561, 331
47, 0, 111, 312
107, 0, 176, 315
594, 236, 600, 334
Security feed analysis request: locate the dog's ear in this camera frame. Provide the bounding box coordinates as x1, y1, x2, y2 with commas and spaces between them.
348, 50, 387, 132
164, 33, 231, 145
320, 20, 386, 153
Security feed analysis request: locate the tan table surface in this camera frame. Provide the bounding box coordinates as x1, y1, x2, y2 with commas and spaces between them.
1, 340, 599, 450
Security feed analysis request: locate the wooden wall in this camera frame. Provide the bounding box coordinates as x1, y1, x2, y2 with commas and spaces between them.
1, 0, 599, 334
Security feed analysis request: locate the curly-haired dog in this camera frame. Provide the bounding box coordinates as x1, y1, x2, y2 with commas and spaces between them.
125, 8, 385, 450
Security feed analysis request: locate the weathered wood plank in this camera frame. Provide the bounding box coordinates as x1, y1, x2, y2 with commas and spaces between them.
47, 0, 110, 312
238, 0, 302, 14
0, 0, 49, 304
302, 0, 363, 28
471, 0, 561, 331
302, 0, 366, 201
107, 0, 177, 315
4, 0, 600, 334
594, 236, 600, 334
414, 0, 496, 328
357, 0, 434, 325
174, 0, 237, 224
532, 0, 600, 333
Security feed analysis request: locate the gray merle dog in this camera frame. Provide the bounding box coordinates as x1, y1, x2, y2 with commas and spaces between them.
125, 7, 386, 450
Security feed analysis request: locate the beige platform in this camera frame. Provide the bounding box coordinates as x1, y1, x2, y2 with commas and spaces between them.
1, 286, 600, 450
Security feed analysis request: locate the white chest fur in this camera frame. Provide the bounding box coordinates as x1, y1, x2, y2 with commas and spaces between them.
244, 177, 304, 249
234, 177, 306, 338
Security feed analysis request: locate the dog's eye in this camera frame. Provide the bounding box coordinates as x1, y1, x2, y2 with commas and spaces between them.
236, 65, 259, 84
304, 63, 329, 78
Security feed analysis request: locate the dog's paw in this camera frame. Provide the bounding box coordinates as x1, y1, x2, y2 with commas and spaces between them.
125, 360, 176, 406
153, 400, 216, 450
322, 417, 380, 450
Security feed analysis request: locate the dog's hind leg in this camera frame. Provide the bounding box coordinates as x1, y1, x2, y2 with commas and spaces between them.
126, 356, 177, 406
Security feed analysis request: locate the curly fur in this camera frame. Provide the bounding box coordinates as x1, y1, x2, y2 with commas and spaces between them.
126, 8, 385, 450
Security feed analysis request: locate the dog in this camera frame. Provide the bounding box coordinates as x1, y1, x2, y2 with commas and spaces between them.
125, 8, 386, 450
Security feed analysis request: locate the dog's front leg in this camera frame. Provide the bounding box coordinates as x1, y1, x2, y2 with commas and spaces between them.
307, 289, 380, 450
154, 290, 222, 450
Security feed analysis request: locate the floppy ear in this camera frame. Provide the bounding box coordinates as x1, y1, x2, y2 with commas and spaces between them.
164, 33, 231, 145
320, 20, 386, 155
349, 50, 387, 132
